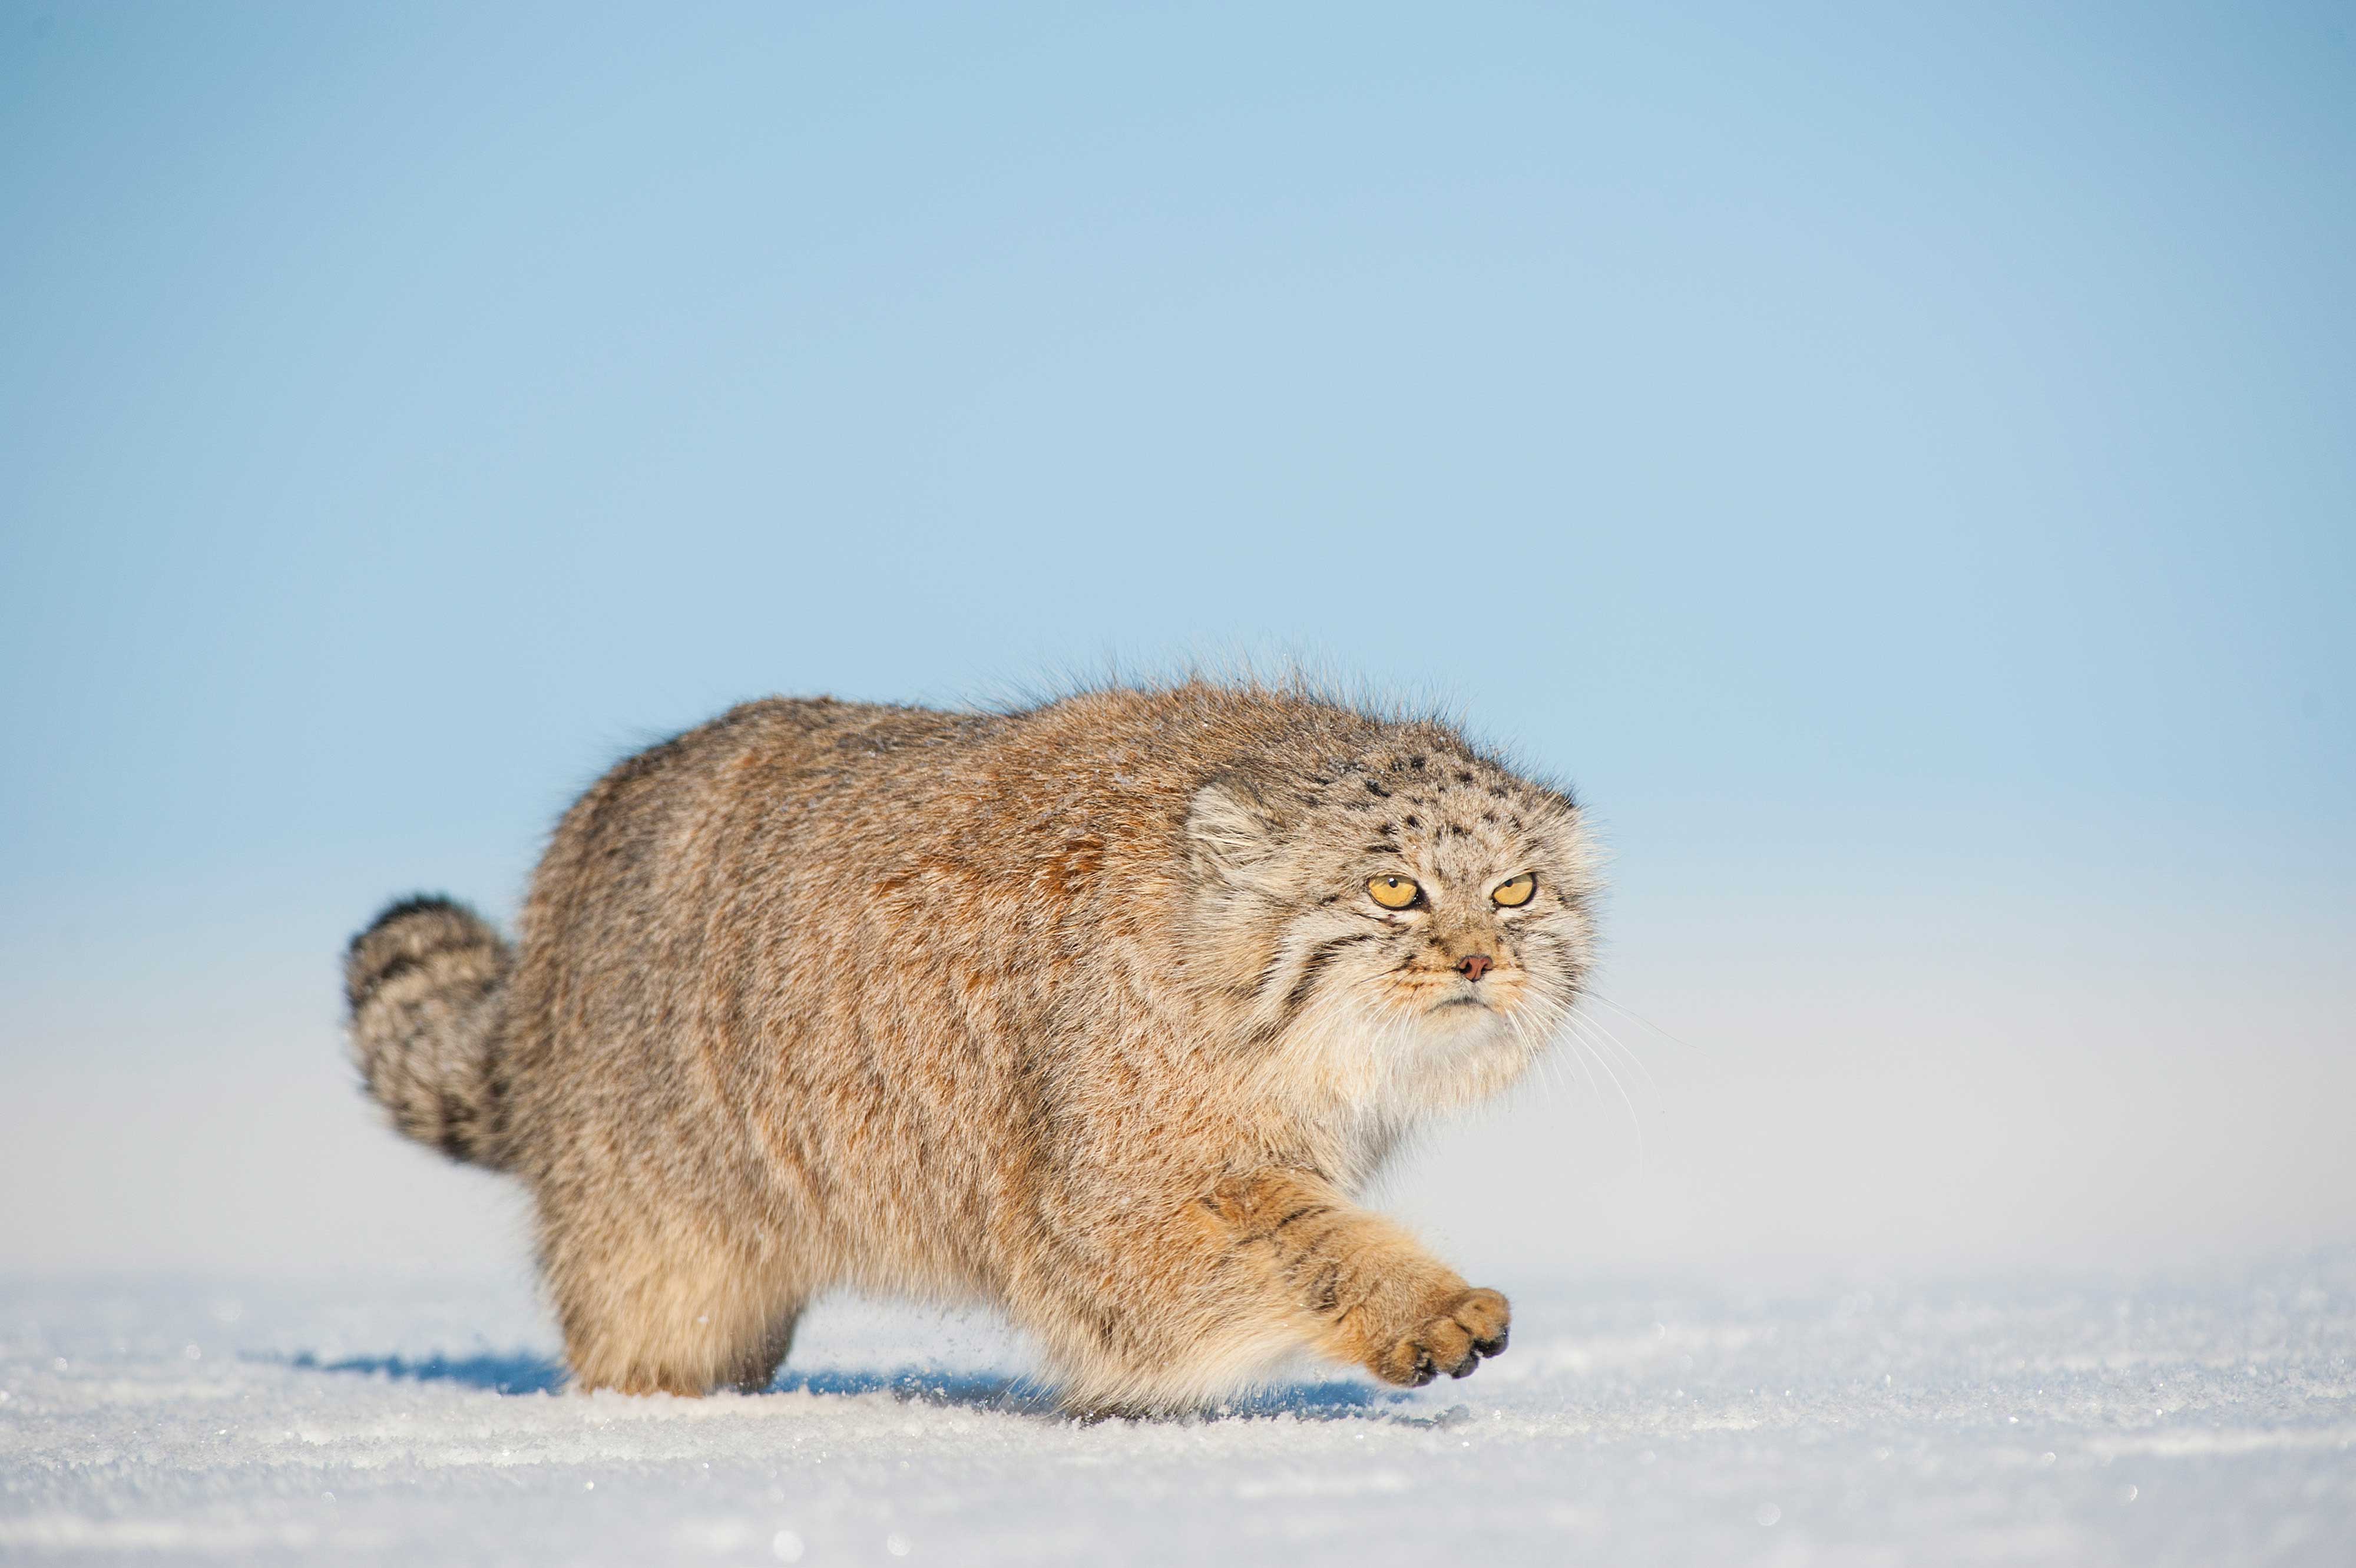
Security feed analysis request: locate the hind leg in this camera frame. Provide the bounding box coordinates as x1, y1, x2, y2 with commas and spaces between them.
558, 1255, 803, 1397
542, 1209, 807, 1396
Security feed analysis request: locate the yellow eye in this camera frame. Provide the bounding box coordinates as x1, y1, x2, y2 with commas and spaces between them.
1366, 875, 1421, 910
1491, 872, 1537, 908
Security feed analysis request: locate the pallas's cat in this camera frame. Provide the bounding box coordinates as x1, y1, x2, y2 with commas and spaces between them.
346, 682, 1597, 1412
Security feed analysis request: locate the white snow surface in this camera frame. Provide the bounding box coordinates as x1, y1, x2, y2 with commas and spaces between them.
5, 1259, 2352, 1566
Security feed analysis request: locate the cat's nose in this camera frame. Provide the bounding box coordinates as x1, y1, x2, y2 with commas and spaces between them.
1456, 954, 1493, 982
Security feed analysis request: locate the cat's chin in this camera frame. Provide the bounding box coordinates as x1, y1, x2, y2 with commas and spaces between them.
1402, 995, 1521, 1058
1413, 984, 1527, 1032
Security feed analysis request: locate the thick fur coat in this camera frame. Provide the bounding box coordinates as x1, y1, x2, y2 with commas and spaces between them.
345, 682, 1598, 1412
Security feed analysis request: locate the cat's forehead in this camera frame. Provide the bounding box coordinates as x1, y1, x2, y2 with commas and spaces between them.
1295, 740, 1577, 864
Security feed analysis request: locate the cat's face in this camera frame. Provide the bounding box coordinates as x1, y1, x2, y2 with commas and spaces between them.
1183, 737, 1598, 1122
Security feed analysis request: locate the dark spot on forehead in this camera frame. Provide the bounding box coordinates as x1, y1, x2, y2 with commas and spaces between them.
1365, 779, 1391, 798
1481, 811, 1498, 824
1489, 785, 1510, 799
1442, 823, 1468, 839
1362, 843, 1395, 855
1408, 755, 1427, 770
1403, 813, 1419, 828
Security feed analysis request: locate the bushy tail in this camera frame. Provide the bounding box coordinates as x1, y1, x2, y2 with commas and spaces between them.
345, 895, 515, 1170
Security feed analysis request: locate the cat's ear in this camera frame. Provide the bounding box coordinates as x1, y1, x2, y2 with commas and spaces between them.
1185, 777, 1283, 883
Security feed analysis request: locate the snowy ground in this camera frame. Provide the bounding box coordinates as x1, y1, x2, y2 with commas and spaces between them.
4, 1258, 2352, 1566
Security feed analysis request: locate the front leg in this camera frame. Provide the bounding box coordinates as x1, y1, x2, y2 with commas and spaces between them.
1208, 1167, 1510, 1387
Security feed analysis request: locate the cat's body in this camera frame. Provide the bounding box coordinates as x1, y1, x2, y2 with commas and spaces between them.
346, 682, 1597, 1412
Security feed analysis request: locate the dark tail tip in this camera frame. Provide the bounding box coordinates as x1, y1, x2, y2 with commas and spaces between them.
345, 894, 515, 1169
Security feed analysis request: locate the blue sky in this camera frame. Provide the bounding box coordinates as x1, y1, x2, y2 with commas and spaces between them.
2, 4, 2349, 1280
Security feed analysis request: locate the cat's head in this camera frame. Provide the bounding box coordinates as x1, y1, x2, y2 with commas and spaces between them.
1182, 728, 1598, 1125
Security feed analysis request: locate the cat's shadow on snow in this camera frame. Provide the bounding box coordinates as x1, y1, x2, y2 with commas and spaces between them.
283, 1351, 567, 1396
279, 1351, 1434, 1424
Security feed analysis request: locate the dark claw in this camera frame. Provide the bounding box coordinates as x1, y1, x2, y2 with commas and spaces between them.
1408, 1351, 1437, 1387
1448, 1355, 1478, 1379
1472, 1327, 1508, 1358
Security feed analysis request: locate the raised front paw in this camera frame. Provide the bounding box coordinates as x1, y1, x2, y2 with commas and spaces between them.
1369, 1287, 1511, 1387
